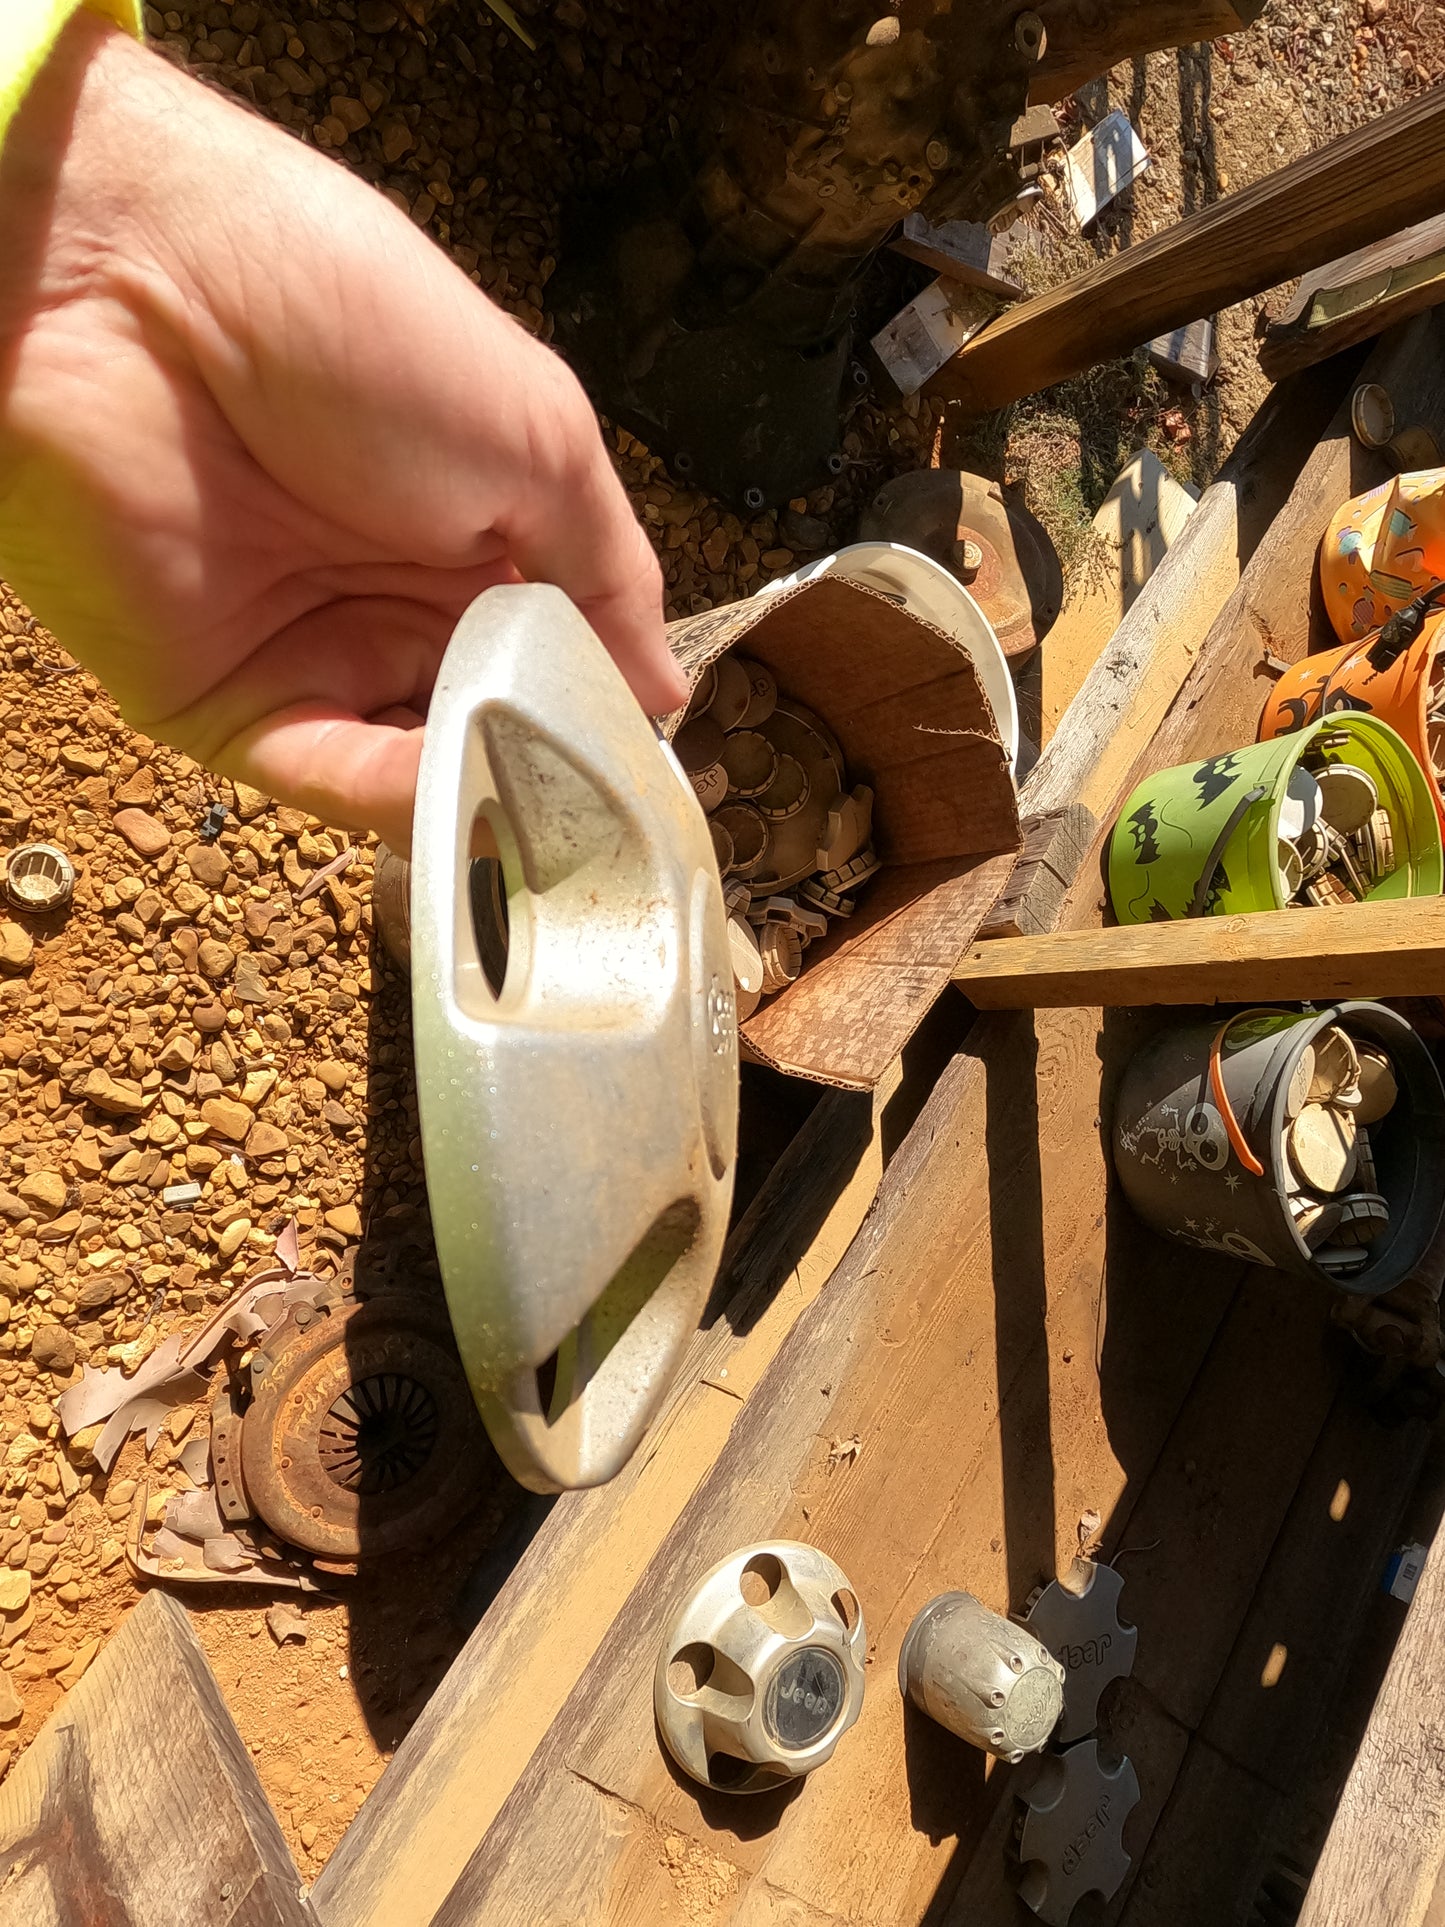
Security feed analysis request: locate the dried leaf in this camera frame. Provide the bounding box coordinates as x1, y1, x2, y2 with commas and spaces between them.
266, 1601, 308, 1645
826, 1433, 863, 1470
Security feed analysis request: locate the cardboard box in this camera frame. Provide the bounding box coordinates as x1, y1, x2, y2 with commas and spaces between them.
666, 575, 1021, 1090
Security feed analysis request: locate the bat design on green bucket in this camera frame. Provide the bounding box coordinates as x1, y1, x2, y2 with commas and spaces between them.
1192, 753, 1243, 807
1107, 714, 1442, 923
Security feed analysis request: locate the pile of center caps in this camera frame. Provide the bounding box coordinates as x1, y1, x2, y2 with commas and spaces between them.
671, 656, 878, 1018
1284, 1024, 1398, 1278
1278, 749, 1399, 906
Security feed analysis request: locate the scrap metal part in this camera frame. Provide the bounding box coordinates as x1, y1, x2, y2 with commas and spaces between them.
1013, 1739, 1141, 1926
898, 1590, 1065, 1762
655, 1541, 867, 1793
858, 470, 1062, 662
1019, 1558, 1138, 1743
240, 1293, 490, 1561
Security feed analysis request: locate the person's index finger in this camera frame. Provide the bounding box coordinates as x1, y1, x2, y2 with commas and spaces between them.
488, 355, 685, 716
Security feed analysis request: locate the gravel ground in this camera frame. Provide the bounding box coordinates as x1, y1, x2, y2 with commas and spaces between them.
0, 0, 1435, 1876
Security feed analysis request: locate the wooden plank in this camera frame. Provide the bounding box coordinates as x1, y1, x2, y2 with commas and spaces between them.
314, 1060, 924, 1927
1260, 213, 1445, 381
0, 1589, 315, 1927
952, 898, 1445, 1010
1028, 0, 1267, 106
927, 86, 1445, 414
1039, 448, 1199, 746
1112, 1381, 1429, 1927
1297, 1503, 1445, 1927
975, 805, 1097, 939
1022, 351, 1354, 829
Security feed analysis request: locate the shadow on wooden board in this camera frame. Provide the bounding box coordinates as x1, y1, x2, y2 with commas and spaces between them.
0, 1589, 315, 1927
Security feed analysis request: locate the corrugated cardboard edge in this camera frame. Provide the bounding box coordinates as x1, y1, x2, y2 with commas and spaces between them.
665, 576, 1022, 1088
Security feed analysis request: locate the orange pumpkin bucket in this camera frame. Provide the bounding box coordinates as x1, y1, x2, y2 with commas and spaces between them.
1320, 468, 1445, 642
1259, 604, 1445, 830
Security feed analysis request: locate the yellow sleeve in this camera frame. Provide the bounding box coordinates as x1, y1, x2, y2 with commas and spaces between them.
1, 0, 144, 155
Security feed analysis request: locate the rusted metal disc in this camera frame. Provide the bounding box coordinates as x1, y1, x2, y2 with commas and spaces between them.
240, 1294, 488, 1560
858, 470, 1062, 663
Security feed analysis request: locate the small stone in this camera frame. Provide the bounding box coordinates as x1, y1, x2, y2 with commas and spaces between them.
30, 1325, 76, 1373
324, 1203, 362, 1239
113, 767, 156, 807
76, 1276, 119, 1312
79, 1071, 146, 1115
316, 1060, 351, 1094
0, 1571, 30, 1613
56, 1638, 99, 1688
193, 1002, 228, 1034
780, 507, 830, 551
197, 939, 236, 980
201, 1097, 253, 1142
232, 784, 269, 822
0, 1674, 22, 1726
233, 954, 270, 1004
210, 1039, 238, 1084
323, 1101, 356, 1134
357, 0, 397, 29
300, 1822, 319, 1852
17, 1173, 66, 1219
60, 744, 107, 776
245, 1122, 288, 1160
161, 1182, 203, 1208
0, 925, 33, 973
157, 1034, 196, 1074
185, 843, 229, 888
113, 809, 170, 857
214, 1217, 252, 1259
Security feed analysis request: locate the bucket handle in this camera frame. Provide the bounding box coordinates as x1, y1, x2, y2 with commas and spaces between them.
1208, 1015, 1267, 1179
1187, 786, 1268, 918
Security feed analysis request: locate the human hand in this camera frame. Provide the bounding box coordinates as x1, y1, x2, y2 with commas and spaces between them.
0, 15, 683, 852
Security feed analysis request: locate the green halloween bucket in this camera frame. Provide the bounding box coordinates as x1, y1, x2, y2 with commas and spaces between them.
1108, 714, 1442, 924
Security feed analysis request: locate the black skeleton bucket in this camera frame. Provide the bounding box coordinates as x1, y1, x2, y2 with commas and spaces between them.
1112, 1002, 1445, 1298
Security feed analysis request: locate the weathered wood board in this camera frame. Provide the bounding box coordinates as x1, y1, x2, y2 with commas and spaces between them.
1040, 448, 1198, 746
0, 1589, 315, 1927
1260, 212, 1445, 380
929, 86, 1445, 414
953, 898, 1445, 1009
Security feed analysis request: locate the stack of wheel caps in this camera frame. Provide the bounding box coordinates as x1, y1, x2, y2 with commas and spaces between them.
1276, 753, 1399, 908
1284, 1024, 1399, 1281
673, 654, 879, 1018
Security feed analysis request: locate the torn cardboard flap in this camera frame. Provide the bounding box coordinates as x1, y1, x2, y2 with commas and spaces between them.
666, 575, 1021, 1089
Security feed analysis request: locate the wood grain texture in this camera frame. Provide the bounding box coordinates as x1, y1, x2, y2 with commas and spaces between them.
953, 897, 1445, 1008
1028, 0, 1266, 104
1260, 213, 1445, 380
976, 805, 1098, 939
928, 86, 1445, 413
1297, 1500, 1445, 1927
0, 1589, 314, 1927
1040, 449, 1198, 746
